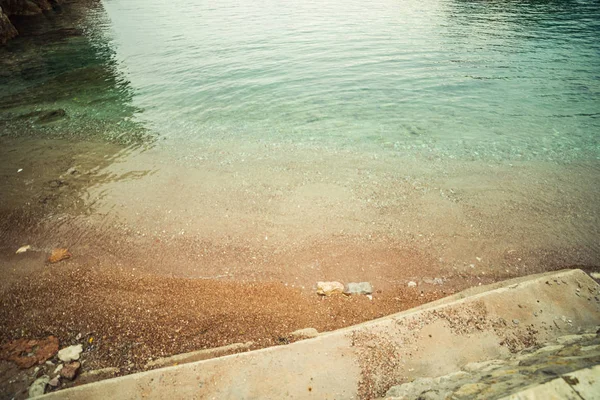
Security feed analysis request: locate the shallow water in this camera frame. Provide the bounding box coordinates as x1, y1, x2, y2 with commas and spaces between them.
2, 0, 600, 157
0, 0, 599, 285
102, 0, 600, 158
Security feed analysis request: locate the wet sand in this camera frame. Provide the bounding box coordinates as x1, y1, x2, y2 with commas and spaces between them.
1, 136, 599, 374
1, 105, 599, 400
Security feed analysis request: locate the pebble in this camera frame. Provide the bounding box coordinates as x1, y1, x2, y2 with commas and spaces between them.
60, 361, 81, 380
316, 281, 345, 296
513, 319, 520, 325
58, 344, 83, 362
48, 376, 60, 387
54, 364, 63, 374
343, 282, 373, 295
407, 281, 417, 288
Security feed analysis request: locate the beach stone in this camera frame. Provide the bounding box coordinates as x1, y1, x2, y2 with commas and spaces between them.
344, 282, 373, 295
316, 281, 344, 296
407, 281, 417, 288
48, 376, 60, 387
57, 344, 83, 362
60, 361, 81, 380
28, 375, 50, 398
290, 328, 319, 340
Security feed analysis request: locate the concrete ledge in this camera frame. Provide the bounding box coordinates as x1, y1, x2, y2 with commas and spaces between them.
38, 269, 600, 400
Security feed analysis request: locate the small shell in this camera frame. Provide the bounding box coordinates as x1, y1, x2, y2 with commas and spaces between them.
48, 248, 71, 263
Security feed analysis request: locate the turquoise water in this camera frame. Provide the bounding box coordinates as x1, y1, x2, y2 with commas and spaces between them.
98, 0, 600, 159
1, 0, 600, 159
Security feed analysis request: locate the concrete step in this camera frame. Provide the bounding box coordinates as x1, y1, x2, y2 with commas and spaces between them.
37, 269, 600, 400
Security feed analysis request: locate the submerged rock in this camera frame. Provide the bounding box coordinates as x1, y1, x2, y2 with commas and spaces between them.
38, 109, 66, 123
316, 281, 344, 296
48, 248, 71, 264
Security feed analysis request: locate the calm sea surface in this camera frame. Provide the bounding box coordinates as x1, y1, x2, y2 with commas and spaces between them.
99, 0, 600, 159
1, 0, 599, 160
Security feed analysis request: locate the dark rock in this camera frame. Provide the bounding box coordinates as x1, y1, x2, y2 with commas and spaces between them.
0, 0, 68, 45
0, 0, 53, 16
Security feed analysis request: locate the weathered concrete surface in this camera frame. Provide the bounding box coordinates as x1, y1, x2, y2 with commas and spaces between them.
37, 269, 600, 399
384, 329, 600, 399
500, 365, 600, 400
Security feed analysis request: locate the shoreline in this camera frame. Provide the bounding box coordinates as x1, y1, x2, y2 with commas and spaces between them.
1, 134, 599, 397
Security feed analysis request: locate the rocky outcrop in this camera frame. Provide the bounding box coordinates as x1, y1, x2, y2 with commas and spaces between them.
0, 0, 57, 16
0, 0, 65, 44
0, 6, 18, 44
